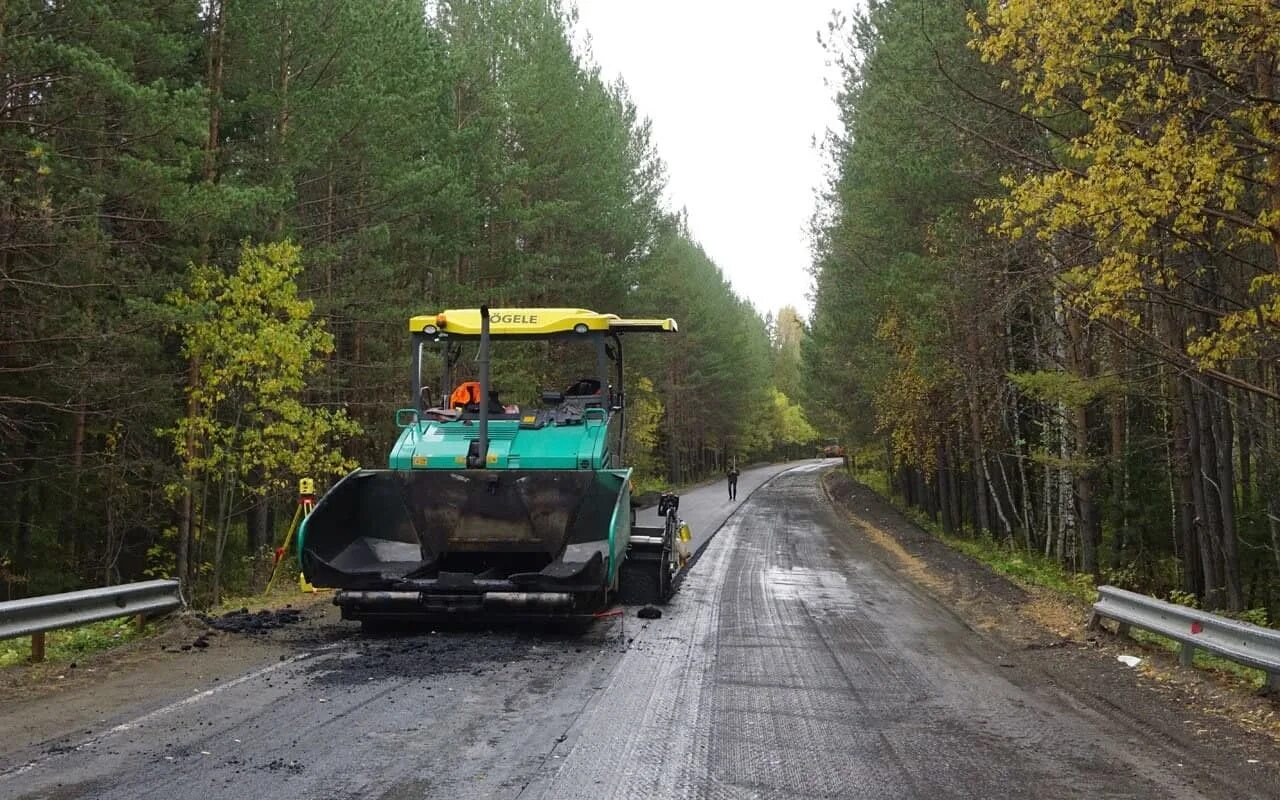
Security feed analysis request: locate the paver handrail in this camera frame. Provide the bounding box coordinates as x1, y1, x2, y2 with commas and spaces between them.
1090, 584, 1280, 690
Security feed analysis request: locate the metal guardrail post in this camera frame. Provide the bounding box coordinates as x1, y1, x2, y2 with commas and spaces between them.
1091, 585, 1280, 691
0, 580, 182, 663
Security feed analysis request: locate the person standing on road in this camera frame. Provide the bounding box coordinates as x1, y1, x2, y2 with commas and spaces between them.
727, 465, 740, 500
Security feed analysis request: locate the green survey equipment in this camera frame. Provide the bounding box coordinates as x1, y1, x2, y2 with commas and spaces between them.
298, 307, 687, 623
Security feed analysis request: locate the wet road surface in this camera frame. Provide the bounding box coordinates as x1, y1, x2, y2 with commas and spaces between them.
0, 462, 1268, 798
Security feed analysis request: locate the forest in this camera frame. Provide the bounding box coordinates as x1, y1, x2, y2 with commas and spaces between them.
807, 0, 1280, 618
0, 0, 815, 603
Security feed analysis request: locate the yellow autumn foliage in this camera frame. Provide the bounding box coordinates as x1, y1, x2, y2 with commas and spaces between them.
972, 1, 1280, 365
163, 241, 361, 497
874, 313, 956, 473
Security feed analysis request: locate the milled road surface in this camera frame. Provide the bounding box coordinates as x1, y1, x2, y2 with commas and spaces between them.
1, 462, 1273, 799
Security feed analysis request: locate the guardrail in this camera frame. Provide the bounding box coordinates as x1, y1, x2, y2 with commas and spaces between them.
1090, 585, 1280, 690
0, 580, 182, 663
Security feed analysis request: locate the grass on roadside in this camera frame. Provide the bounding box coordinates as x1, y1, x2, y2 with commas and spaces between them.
0, 617, 149, 669
852, 466, 1096, 605
934, 530, 1098, 605
1126, 628, 1270, 690
211, 570, 331, 616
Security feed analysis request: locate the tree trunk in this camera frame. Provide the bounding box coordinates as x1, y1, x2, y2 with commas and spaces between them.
1065, 313, 1099, 577
1056, 412, 1072, 563
177, 354, 200, 591
968, 409, 991, 536
1212, 388, 1243, 610
1190, 382, 1225, 608
63, 394, 87, 566
983, 455, 1014, 542
925, 469, 938, 521
1072, 404, 1098, 576
884, 435, 894, 500
938, 441, 955, 535
1043, 413, 1055, 557
1108, 353, 1128, 568
1167, 379, 1199, 597
211, 476, 232, 606
273, 8, 292, 235
965, 330, 992, 536
15, 472, 32, 583
252, 493, 271, 555
202, 0, 226, 184
1238, 386, 1253, 515
947, 433, 962, 528
1009, 390, 1035, 549
180, 0, 227, 593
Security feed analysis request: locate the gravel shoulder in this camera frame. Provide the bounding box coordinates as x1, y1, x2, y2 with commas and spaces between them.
0, 596, 334, 755
822, 469, 1280, 786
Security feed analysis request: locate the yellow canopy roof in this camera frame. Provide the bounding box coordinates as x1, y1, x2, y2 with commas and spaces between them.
408, 308, 678, 337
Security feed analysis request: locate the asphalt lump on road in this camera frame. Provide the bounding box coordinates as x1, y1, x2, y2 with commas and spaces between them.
198, 607, 305, 635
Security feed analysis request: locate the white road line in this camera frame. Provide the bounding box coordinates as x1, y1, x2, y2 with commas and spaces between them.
0, 645, 336, 782
108, 649, 324, 733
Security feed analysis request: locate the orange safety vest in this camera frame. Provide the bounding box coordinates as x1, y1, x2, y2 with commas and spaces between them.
449, 381, 481, 409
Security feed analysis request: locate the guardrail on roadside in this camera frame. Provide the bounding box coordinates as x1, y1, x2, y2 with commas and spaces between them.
1090, 585, 1280, 690
0, 580, 183, 663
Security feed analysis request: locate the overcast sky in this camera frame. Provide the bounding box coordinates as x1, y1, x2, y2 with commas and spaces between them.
572, 0, 847, 320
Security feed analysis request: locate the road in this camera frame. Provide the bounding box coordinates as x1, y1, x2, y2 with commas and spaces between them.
0, 461, 1272, 799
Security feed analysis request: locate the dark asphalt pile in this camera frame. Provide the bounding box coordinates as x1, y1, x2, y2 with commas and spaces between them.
199, 607, 305, 635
